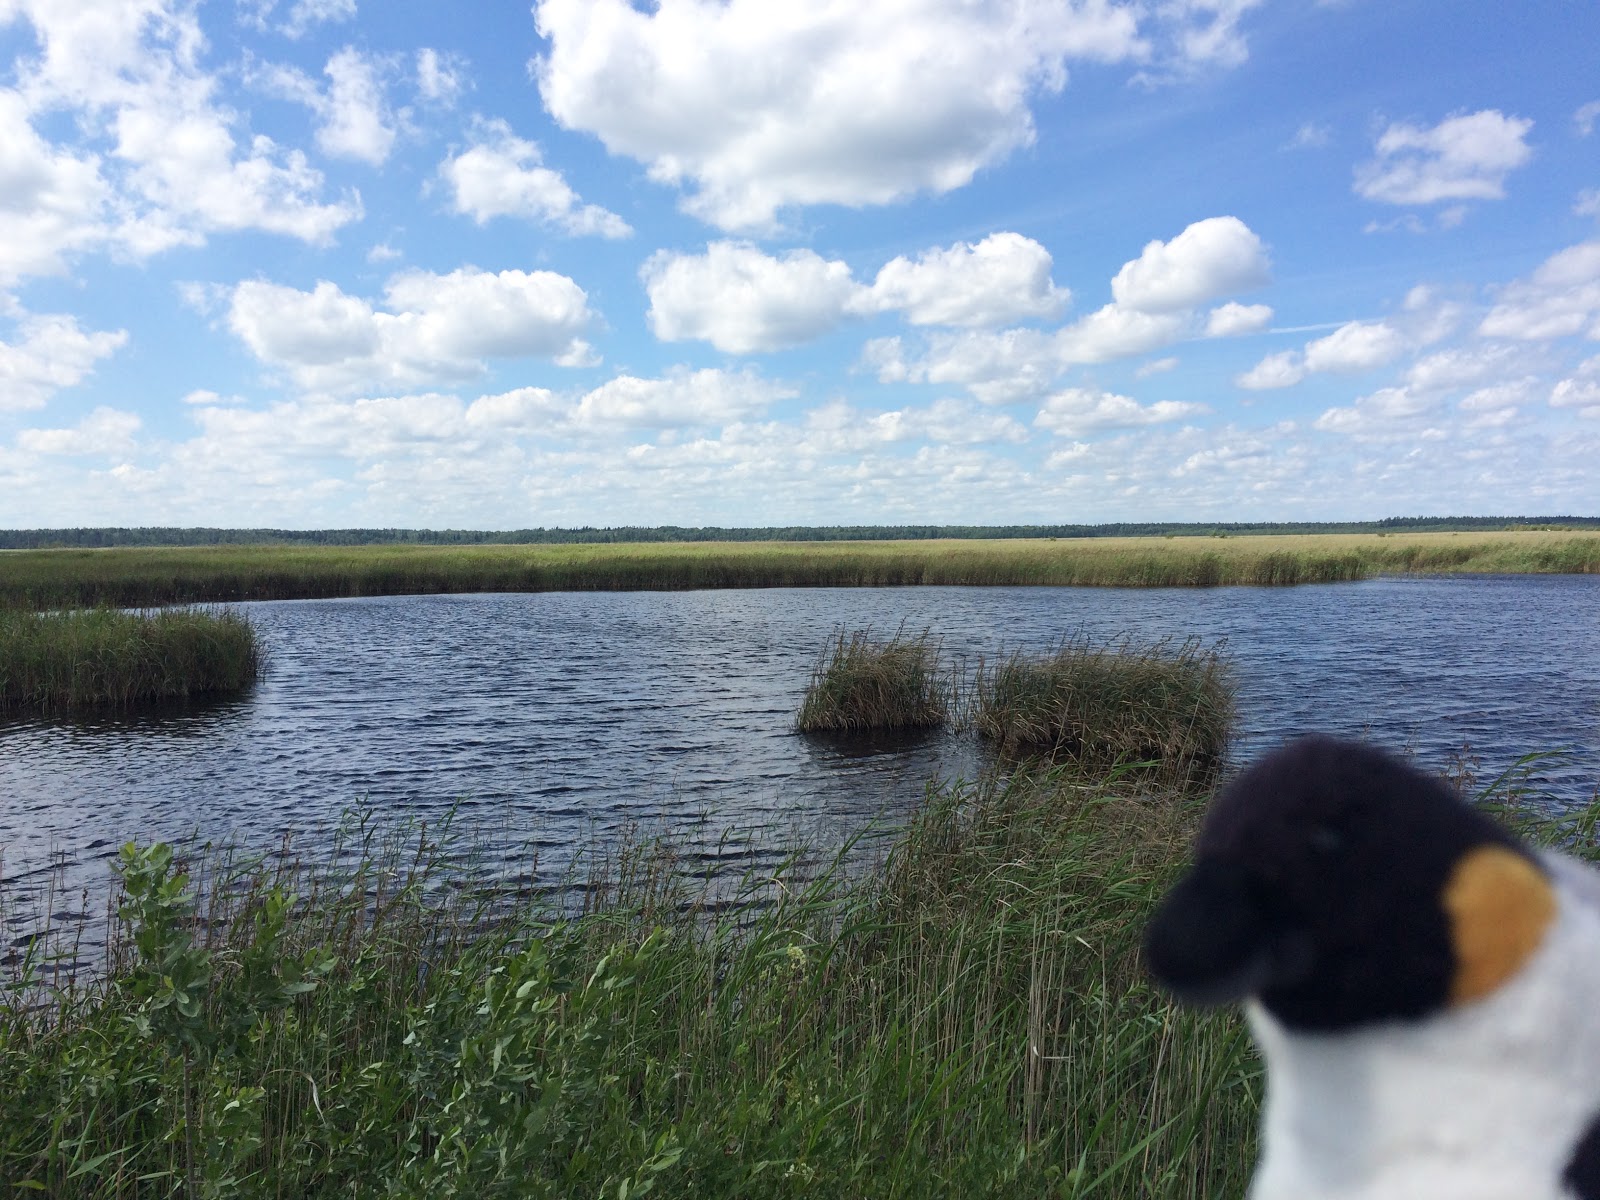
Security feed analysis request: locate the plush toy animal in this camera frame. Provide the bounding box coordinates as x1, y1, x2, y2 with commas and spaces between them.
1143, 735, 1600, 1200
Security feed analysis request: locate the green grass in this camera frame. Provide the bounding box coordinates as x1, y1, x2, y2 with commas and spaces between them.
0, 608, 262, 713
0, 765, 1261, 1199
3, 739, 1582, 1197
795, 629, 948, 732
972, 637, 1235, 780
3, 529, 1599, 609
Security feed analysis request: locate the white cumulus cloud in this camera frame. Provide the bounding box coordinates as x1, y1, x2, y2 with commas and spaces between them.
440, 119, 630, 237
643, 242, 863, 354
18, 406, 141, 455
1136, 356, 1180, 377
463, 387, 568, 436
866, 216, 1269, 402
1235, 349, 1304, 390
1302, 320, 1406, 372
1205, 301, 1273, 337
0, 90, 115, 284
1551, 377, 1600, 415
646, 232, 1074, 354
1478, 240, 1600, 341
878, 327, 1068, 405
875, 397, 1030, 445
316, 48, 397, 165
1313, 385, 1437, 436
532, 0, 1146, 232
1160, 0, 1264, 71
1354, 110, 1534, 206
223, 267, 597, 392
415, 49, 465, 104
1109, 216, 1270, 313
253, 47, 400, 167
863, 233, 1069, 327
802, 397, 1029, 451
1458, 380, 1533, 416
1459, 382, 1529, 428
1575, 100, 1600, 139
574, 368, 796, 428
6, 0, 362, 263
241, 0, 357, 39
1057, 304, 1190, 362
1404, 344, 1531, 393
0, 313, 129, 411
1236, 320, 1405, 389
1035, 386, 1206, 437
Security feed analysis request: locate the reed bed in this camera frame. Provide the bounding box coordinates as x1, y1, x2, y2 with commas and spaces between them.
0, 765, 1262, 1199
0, 607, 261, 713
795, 629, 948, 732
972, 637, 1235, 779
3, 529, 1598, 610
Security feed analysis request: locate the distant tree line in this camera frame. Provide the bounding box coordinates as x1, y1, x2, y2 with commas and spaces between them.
1, 517, 1597, 550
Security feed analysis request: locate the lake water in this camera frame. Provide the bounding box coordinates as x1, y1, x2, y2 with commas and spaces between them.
3, 575, 1599, 942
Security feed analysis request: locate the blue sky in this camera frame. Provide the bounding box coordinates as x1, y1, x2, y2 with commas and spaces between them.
1, 0, 1597, 529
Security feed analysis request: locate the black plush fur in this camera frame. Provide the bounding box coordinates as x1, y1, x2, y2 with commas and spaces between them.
1144, 735, 1531, 1032
1566, 1108, 1600, 1199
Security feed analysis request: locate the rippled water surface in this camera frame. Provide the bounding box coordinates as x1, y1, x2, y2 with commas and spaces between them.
3, 576, 1599, 919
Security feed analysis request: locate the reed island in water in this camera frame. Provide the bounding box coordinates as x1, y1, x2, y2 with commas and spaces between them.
0, 607, 261, 713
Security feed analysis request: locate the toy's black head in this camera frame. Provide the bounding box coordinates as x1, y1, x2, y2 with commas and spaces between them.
1143, 736, 1555, 1032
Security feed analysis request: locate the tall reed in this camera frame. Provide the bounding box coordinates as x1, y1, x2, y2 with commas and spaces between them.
973, 636, 1234, 779
795, 628, 949, 732
0, 607, 261, 713
0, 765, 1260, 1198
4, 529, 1597, 610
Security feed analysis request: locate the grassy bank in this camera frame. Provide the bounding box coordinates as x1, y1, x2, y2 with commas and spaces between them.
3, 529, 1599, 609
0, 608, 261, 713
0, 766, 1260, 1198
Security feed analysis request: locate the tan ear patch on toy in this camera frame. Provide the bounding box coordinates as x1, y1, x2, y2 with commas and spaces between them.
1442, 844, 1556, 1006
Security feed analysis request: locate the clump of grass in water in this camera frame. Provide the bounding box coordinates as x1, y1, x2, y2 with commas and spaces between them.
0, 763, 1263, 1198
0, 607, 261, 713
796, 627, 949, 731
973, 635, 1234, 780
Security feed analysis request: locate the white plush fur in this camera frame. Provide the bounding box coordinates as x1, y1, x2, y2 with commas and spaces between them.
1245, 851, 1600, 1200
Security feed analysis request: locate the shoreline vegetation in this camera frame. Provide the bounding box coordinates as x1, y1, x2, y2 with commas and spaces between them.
3, 530, 1600, 610
3, 515, 1599, 550
2, 751, 1580, 1197
1, 762, 1260, 1198
0, 608, 261, 714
